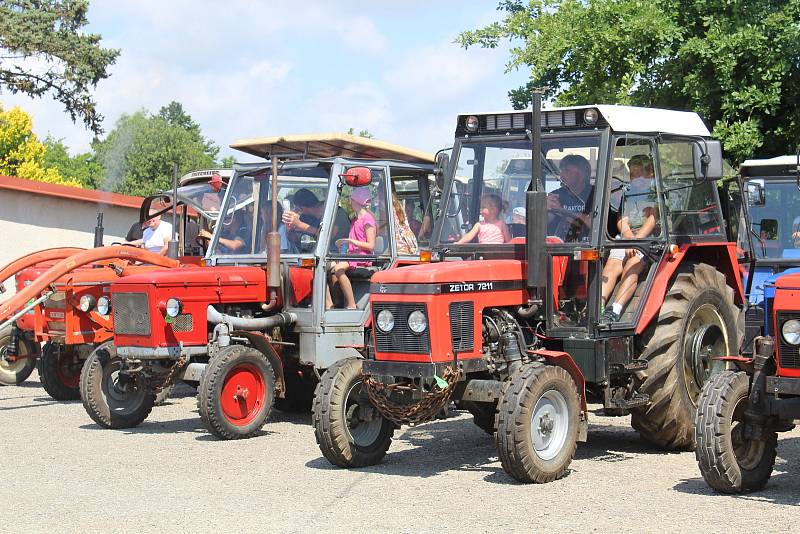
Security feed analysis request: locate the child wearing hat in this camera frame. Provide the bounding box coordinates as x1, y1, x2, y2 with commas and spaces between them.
329, 187, 376, 309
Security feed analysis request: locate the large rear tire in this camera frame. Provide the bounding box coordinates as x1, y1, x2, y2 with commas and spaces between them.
0, 327, 38, 386
198, 345, 275, 440
632, 263, 739, 449
313, 358, 395, 468
38, 342, 82, 400
80, 341, 155, 429
695, 371, 777, 493
496, 364, 580, 483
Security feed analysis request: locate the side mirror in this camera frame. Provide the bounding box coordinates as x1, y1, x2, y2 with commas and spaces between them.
339, 167, 372, 187
693, 140, 723, 180
747, 181, 765, 206
434, 149, 451, 190
760, 218, 778, 240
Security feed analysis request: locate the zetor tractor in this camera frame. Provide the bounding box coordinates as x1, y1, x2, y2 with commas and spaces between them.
314, 101, 745, 483
0, 169, 230, 399
695, 155, 800, 493
86, 133, 434, 438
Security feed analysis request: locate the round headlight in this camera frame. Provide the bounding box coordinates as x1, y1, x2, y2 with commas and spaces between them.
165, 298, 182, 318
465, 115, 479, 133
79, 294, 95, 313
407, 310, 428, 334
782, 319, 800, 345
97, 296, 111, 316
376, 309, 395, 333
583, 108, 599, 125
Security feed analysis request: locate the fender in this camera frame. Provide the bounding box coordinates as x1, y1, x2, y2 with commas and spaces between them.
0, 247, 180, 323
636, 243, 744, 335
530, 349, 588, 442
231, 331, 286, 398
0, 247, 85, 290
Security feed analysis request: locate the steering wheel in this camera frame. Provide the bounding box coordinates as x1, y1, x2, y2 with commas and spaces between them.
549, 208, 590, 241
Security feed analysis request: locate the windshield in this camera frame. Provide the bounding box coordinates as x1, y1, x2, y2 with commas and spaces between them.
437, 135, 601, 245
748, 179, 800, 260
210, 165, 331, 256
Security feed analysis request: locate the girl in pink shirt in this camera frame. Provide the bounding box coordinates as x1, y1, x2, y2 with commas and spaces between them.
328, 187, 376, 309
455, 194, 511, 244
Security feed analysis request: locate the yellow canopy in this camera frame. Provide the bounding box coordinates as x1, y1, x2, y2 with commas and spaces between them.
230, 132, 434, 164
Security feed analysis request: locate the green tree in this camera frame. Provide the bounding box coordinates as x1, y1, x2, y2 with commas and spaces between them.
0, 103, 81, 186
458, 0, 800, 163
0, 0, 120, 134
92, 104, 218, 196
347, 128, 374, 138
42, 136, 102, 188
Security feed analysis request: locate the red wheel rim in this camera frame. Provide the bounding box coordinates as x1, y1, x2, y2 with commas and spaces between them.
220, 363, 266, 426
56, 351, 81, 389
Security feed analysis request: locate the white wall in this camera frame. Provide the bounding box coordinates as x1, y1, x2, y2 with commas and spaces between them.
0, 189, 140, 294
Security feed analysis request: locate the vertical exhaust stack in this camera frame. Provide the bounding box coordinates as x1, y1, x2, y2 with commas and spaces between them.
526, 90, 548, 295
93, 213, 104, 248
167, 163, 180, 259
266, 156, 281, 289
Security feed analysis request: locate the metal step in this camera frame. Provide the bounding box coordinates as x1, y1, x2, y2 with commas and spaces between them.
610, 393, 650, 410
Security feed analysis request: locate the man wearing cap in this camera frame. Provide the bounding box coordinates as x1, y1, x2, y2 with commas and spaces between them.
283, 188, 350, 250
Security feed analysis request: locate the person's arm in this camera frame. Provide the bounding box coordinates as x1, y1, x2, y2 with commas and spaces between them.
455, 223, 480, 244
282, 211, 319, 236
501, 222, 512, 243
344, 224, 376, 251
127, 238, 144, 246
617, 217, 635, 239
634, 210, 657, 239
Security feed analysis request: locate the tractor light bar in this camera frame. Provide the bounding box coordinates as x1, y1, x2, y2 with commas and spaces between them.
456, 108, 598, 136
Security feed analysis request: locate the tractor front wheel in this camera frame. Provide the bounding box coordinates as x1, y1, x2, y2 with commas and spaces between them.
632, 263, 739, 449
695, 371, 777, 493
80, 341, 155, 428
0, 327, 38, 386
312, 358, 395, 468
198, 345, 275, 440
496, 364, 580, 483
39, 342, 82, 400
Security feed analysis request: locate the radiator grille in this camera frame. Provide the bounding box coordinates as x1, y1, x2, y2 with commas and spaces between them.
172, 314, 193, 332
777, 312, 800, 369
113, 292, 151, 336
449, 301, 474, 353
373, 302, 430, 354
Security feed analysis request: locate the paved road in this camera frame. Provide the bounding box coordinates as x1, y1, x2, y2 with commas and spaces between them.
2, 373, 798, 533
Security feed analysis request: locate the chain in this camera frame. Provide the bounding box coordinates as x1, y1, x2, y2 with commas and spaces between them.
364, 366, 460, 426
153, 354, 187, 392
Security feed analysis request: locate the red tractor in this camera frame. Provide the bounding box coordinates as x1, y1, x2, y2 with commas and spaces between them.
695, 155, 800, 492
85, 133, 435, 438
314, 99, 745, 483
0, 169, 230, 400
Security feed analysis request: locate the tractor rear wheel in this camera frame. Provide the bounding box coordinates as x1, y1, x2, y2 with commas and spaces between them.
0, 327, 38, 386
38, 342, 82, 400
496, 364, 580, 483
313, 358, 395, 468
80, 341, 155, 428
695, 371, 777, 493
632, 263, 739, 449
462, 400, 497, 435
198, 345, 275, 440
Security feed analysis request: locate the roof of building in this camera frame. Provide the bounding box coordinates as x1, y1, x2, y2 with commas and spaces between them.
230, 132, 435, 164
0, 175, 144, 209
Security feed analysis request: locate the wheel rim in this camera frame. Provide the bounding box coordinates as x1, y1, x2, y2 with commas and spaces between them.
344, 381, 382, 447
101, 357, 148, 415
730, 394, 765, 470
683, 304, 728, 403
530, 389, 570, 461
0, 336, 33, 374
54, 347, 81, 389
219, 363, 266, 426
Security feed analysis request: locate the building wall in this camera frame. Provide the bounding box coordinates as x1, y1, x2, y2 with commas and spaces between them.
0, 189, 140, 294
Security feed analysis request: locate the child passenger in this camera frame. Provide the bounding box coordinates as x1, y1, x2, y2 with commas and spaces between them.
455, 193, 511, 244
328, 187, 376, 309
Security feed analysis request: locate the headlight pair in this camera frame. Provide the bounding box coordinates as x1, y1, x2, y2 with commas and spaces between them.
78, 295, 111, 315
782, 319, 800, 345
375, 309, 427, 335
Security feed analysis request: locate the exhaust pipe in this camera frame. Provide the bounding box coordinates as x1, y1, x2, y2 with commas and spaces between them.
206, 305, 296, 331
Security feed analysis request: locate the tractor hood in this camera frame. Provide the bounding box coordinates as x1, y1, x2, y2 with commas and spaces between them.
372, 259, 525, 285
116, 265, 265, 288
774, 271, 800, 291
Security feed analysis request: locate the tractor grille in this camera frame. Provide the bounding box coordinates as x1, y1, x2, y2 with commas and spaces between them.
113, 292, 151, 336
777, 312, 800, 369
373, 302, 430, 354
449, 301, 474, 353
172, 314, 193, 332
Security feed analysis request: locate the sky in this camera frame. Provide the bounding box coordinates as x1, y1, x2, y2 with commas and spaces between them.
1, 0, 529, 163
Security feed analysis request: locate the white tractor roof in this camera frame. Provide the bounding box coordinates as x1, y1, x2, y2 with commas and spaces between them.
230, 132, 434, 164
741, 155, 800, 168
564, 105, 711, 137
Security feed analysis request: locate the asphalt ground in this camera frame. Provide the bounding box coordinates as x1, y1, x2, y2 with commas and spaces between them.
2, 373, 798, 533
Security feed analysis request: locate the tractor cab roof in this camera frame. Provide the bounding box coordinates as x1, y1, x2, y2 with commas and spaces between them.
455, 104, 711, 138
179, 168, 233, 186
229, 132, 434, 164
740, 155, 800, 178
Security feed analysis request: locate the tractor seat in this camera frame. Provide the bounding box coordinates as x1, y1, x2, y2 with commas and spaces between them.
348, 266, 378, 280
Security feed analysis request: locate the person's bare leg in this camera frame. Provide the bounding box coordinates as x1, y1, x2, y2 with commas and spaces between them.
338, 271, 357, 309
326, 261, 348, 309
610, 256, 646, 311
601, 257, 624, 306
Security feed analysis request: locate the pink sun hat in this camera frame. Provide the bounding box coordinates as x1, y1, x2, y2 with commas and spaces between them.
350, 187, 372, 206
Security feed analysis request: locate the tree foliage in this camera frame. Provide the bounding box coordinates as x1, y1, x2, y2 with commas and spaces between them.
0, 0, 120, 135
0, 103, 81, 186
458, 0, 800, 163
92, 102, 218, 196
42, 135, 101, 188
